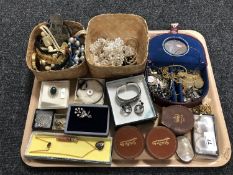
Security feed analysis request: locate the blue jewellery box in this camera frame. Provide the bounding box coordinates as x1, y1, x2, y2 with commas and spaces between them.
149, 25, 207, 70
147, 24, 209, 107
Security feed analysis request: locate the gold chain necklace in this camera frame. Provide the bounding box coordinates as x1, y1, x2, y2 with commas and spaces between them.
30, 136, 105, 159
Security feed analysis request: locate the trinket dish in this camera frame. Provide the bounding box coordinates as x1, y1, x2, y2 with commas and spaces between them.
176, 136, 194, 163
74, 78, 105, 105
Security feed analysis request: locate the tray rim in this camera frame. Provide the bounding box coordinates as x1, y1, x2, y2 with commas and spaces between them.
20, 30, 232, 168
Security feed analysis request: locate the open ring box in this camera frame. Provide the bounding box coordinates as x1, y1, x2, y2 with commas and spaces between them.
38, 80, 70, 109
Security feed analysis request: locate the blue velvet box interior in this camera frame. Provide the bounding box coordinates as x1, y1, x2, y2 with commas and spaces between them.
65, 105, 109, 136
147, 33, 209, 106
149, 33, 207, 70
147, 63, 209, 104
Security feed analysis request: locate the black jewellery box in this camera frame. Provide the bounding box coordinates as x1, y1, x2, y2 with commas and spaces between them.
65, 104, 110, 136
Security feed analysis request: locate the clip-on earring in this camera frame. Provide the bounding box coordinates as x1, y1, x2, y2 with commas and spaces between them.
134, 100, 144, 115
120, 104, 132, 116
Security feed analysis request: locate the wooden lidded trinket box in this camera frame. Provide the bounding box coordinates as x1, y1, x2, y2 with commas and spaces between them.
161, 105, 194, 135
114, 126, 145, 159
146, 126, 177, 159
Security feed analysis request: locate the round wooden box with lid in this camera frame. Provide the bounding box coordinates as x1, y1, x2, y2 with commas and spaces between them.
146, 126, 177, 159
114, 126, 144, 159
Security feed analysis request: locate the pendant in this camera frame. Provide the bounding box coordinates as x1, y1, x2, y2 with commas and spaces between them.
95, 141, 105, 150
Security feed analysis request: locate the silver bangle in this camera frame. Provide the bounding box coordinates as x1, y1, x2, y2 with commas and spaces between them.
115, 82, 141, 106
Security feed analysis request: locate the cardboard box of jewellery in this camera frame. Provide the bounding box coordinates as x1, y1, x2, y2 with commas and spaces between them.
25, 132, 113, 164
106, 75, 157, 127
65, 104, 110, 136
26, 20, 88, 81
146, 23, 209, 108
85, 14, 149, 78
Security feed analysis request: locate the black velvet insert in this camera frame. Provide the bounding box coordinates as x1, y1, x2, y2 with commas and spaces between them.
66, 105, 109, 134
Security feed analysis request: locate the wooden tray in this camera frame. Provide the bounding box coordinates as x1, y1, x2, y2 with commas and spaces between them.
20, 30, 231, 167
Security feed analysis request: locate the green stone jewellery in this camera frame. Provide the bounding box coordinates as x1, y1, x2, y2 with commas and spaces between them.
50, 86, 57, 95
49, 86, 58, 97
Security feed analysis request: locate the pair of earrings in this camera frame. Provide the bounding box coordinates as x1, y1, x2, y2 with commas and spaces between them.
121, 100, 144, 116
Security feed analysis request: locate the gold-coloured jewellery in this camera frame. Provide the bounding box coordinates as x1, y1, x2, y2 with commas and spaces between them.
31, 53, 37, 70
30, 136, 105, 158
192, 104, 212, 115
160, 65, 204, 90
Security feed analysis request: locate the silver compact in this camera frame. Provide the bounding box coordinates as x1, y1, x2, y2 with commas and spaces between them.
193, 115, 218, 159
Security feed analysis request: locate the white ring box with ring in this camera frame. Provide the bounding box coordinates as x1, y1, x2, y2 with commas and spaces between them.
106, 75, 157, 126
38, 81, 70, 109
74, 78, 105, 105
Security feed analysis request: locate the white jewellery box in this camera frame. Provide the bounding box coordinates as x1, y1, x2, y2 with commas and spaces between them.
38, 80, 70, 109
